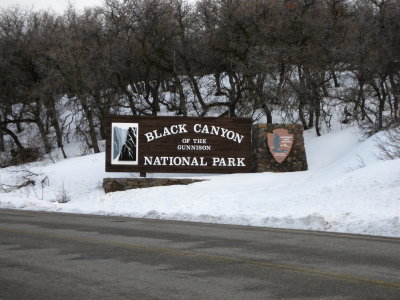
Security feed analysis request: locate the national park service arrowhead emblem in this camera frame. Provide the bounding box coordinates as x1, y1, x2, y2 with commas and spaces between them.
267, 128, 294, 163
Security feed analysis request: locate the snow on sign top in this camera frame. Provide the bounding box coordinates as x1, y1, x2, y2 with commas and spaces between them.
105, 116, 252, 174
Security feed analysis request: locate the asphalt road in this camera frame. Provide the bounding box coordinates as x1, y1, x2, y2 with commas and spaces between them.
0, 209, 399, 299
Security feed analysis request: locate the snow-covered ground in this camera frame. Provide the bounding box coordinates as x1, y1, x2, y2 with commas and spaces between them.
0, 124, 399, 237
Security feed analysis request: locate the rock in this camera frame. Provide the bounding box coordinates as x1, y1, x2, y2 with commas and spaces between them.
103, 178, 205, 193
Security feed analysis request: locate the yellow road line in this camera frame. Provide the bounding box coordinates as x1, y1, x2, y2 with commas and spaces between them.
1, 226, 400, 291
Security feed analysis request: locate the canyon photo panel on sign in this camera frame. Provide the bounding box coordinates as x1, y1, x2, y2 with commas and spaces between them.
111, 123, 139, 165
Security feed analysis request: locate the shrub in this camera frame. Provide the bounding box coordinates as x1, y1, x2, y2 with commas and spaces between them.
376, 124, 400, 160
56, 182, 71, 203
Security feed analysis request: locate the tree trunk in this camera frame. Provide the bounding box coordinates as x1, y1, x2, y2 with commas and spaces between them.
149, 81, 161, 116
215, 73, 222, 95
126, 92, 138, 116
0, 129, 5, 151
355, 79, 367, 121
298, 99, 308, 130
52, 117, 67, 158
263, 105, 273, 124
47, 99, 67, 158
81, 99, 100, 153
227, 103, 235, 117
227, 73, 239, 117
16, 121, 23, 133
308, 109, 314, 129
378, 97, 385, 130
331, 69, 340, 88
297, 66, 308, 130
35, 118, 52, 154
188, 74, 207, 113
389, 73, 399, 120
175, 78, 187, 116
33, 106, 52, 154
99, 119, 106, 140
371, 78, 386, 131
314, 97, 321, 136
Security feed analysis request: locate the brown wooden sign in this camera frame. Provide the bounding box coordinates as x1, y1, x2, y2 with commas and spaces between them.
267, 128, 294, 163
105, 116, 252, 173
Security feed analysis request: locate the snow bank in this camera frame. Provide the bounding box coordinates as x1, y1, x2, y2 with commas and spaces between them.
1, 125, 399, 237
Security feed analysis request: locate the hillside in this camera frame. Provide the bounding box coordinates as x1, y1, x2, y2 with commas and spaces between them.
1, 123, 399, 237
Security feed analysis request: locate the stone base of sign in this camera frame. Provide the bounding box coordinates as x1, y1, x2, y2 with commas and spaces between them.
252, 124, 308, 172
103, 178, 205, 193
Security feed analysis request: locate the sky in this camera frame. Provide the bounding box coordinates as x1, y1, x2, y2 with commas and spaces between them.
0, 0, 104, 13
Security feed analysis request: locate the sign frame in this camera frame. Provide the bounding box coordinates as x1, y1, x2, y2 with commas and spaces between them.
105, 115, 252, 174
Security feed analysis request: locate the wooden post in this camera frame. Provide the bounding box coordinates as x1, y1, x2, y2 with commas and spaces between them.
140, 172, 147, 178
